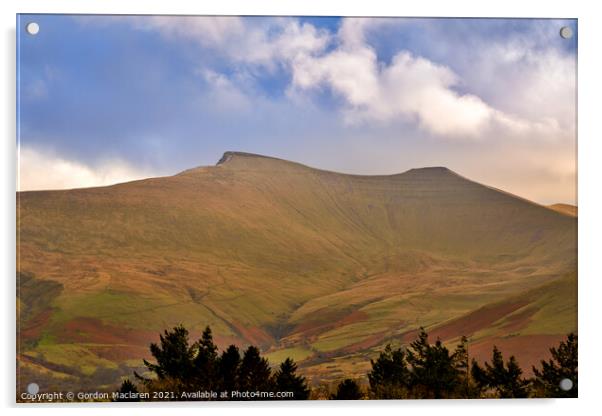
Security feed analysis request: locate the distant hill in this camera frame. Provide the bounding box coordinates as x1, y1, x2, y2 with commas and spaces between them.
548, 203, 578, 217
17, 151, 577, 388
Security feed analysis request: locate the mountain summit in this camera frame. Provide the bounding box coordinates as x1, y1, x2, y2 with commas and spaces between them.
214, 151, 314, 172
217, 151, 281, 165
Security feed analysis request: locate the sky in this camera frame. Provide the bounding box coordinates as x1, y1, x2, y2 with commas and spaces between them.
17, 15, 577, 205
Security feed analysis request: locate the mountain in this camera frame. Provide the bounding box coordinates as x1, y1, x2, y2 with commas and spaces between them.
17, 151, 577, 388
548, 203, 578, 217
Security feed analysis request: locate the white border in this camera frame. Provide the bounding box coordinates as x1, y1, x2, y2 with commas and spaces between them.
2, 1, 601, 415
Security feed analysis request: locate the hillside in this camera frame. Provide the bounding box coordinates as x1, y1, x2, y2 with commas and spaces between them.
17, 151, 577, 389
548, 203, 578, 217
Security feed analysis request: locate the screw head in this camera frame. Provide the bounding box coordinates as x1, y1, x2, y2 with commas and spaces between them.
26, 22, 40, 35
27, 382, 40, 395
559, 378, 573, 391
560, 26, 573, 39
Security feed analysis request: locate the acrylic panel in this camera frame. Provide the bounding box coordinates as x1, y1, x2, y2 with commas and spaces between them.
16, 15, 577, 402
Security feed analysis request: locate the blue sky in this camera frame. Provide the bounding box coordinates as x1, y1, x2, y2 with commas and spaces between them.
17, 15, 577, 204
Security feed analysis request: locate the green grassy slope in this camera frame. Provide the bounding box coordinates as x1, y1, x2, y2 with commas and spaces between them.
17, 151, 577, 389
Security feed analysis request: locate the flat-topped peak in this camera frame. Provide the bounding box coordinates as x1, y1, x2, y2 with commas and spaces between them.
401, 166, 462, 179
216, 151, 283, 166
214, 151, 316, 173
406, 166, 453, 173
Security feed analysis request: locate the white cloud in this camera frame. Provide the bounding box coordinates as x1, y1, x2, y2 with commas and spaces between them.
141, 16, 245, 47
471, 41, 576, 132
100, 15, 571, 141
127, 16, 332, 115
199, 69, 253, 112
135, 16, 330, 70
288, 19, 567, 140
18, 146, 159, 191
84, 16, 574, 144
381, 18, 577, 138
289, 26, 493, 137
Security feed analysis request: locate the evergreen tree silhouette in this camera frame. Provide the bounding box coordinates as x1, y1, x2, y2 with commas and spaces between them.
452, 335, 474, 398
331, 379, 363, 400
273, 358, 310, 400
239, 346, 274, 394
406, 328, 461, 398
114, 378, 140, 402
193, 326, 219, 391
219, 344, 241, 393
137, 324, 197, 393
532, 333, 578, 397
368, 344, 410, 399
471, 346, 529, 398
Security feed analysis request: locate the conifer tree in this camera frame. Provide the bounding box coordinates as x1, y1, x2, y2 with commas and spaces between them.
406, 328, 460, 398
239, 346, 274, 394
137, 324, 197, 391
532, 333, 578, 397
219, 344, 241, 393
471, 346, 529, 398
331, 379, 363, 400
193, 326, 219, 390
114, 378, 140, 402
452, 336, 474, 398
368, 344, 410, 399
273, 358, 310, 400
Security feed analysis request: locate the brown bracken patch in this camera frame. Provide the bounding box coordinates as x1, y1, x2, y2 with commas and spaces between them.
230, 323, 274, 347
499, 306, 538, 332
469, 334, 565, 377
293, 309, 369, 340
428, 300, 530, 341
20, 309, 53, 341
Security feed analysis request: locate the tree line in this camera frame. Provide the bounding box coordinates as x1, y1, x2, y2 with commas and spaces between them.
365, 329, 577, 399
117, 325, 309, 401
116, 325, 577, 401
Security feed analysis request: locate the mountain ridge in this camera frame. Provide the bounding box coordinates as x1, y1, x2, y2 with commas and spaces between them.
19, 152, 571, 221
177, 150, 461, 180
